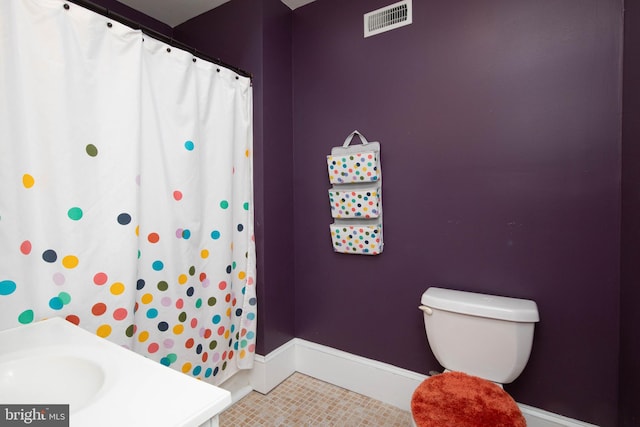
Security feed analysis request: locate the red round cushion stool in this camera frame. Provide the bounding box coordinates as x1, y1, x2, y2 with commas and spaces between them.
411, 371, 527, 427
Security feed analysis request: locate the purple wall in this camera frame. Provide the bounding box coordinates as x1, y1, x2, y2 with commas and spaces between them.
292, 0, 621, 425
620, 0, 640, 425
174, 0, 295, 356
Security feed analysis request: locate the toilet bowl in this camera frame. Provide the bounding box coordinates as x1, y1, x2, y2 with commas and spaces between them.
411, 287, 539, 427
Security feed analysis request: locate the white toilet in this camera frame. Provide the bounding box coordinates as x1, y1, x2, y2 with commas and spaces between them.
412, 287, 540, 426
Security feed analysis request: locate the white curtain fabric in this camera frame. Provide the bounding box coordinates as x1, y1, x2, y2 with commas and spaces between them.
0, 0, 256, 384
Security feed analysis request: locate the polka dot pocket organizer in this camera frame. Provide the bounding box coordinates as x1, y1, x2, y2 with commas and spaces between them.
328, 187, 380, 219
330, 224, 382, 255
327, 152, 380, 184
327, 130, 383, 255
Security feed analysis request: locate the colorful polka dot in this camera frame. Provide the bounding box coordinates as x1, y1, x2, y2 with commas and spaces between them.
97, 324, 112, 338
220, 200, 229, 209
113, 308, 128, 321
49, 297, 63, 310
67, 207, 83, 221
110, 282, 125, 295
53, 273, 65, 286
58, 292, 71, 305
20, 240, 31, 255
66, 315, 80, 325
94, 272, 108, 285
42, 249, 57, 263
173, 191, 183, 201
85, 144, 98, 157
184, 140, 195, 151
117, 213, 131, 225
148, 233, 160, 243
125, 324, 136, 337
22, 174, 35, 188
18, 310, 34, 324
62, 255, 79, 269
0, 280, 17, 296
92, 303, 107, 316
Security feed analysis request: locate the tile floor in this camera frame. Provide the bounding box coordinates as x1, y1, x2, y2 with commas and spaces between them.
219, 372, 413, 426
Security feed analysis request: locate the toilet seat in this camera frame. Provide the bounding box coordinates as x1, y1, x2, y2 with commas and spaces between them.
411, 371, 526, 427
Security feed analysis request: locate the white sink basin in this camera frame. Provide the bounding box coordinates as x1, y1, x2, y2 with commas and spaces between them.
0, 318, 231, 426
0, 354, 105, 411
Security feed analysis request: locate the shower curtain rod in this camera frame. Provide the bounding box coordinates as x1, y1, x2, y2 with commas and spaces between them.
65, 0, 253, 80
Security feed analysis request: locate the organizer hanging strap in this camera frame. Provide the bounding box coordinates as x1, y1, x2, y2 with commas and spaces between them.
343, 130, 370, 147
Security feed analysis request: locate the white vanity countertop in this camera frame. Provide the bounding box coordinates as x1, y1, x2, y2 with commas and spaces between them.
0, 317, 231, 427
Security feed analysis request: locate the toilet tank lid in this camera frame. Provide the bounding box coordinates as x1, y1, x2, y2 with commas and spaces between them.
421, 287, 540, 322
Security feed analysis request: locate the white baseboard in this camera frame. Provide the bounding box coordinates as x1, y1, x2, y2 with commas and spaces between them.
519, 403, 599, 427
294, 339, 426, 411
235, 338, 598, 427
248, 338, 297, 394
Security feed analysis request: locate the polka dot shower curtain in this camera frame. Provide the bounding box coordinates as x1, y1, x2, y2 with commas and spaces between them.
0, 0, 256, 385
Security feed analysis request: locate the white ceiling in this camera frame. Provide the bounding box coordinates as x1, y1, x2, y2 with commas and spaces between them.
118, 0, 317, 27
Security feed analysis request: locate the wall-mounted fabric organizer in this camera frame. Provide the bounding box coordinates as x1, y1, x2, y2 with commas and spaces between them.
328, 188, 380, 219
326, 131, 383, 255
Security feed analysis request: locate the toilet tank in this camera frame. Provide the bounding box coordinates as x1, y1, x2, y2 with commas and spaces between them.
421, 287, 539, 384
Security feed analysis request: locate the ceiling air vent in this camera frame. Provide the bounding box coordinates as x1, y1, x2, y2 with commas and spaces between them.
364, 0, 412, 38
